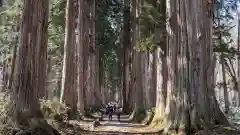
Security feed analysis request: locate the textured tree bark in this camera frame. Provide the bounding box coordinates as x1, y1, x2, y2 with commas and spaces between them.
76, 0, 85, 113
8, 34, 18, 91
151, 0, 167, 124
95, 46, 101, 104
149, 52, 156, 107
237, 10, 240, 107
87, 0, 95, 106
82, 0, 90, 109
144, 52, 152, 108
122, 0, 131, 113
99, 54, 106, 104
13, 0, 50, 125
130, 0, 147, 122
60, 0, 77, 118
220, 54, 229, 113
130, 0, 137, 117
89, 0, 101, 106
151, 0, 228, 134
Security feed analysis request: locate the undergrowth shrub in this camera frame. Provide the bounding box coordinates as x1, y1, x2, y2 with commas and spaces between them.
85, 104, 105, 118
0, 93, 82, 123
39, 98, 68, 121
0, 93, 12, 125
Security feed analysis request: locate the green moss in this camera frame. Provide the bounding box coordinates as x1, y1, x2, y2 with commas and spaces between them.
136, 35, 157, 52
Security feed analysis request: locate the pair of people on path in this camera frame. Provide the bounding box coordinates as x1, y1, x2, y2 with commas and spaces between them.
107, 104, 120, 121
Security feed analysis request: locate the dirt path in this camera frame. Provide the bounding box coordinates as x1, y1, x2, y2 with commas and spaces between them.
77, 115, 240, 135
78, 115, 159, 135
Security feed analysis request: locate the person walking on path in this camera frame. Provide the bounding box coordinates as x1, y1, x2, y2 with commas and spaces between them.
108, 106, 113, 121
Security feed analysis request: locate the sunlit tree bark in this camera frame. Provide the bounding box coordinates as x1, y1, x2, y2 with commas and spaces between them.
60, 0, 77, 117
151, 0, 228, 134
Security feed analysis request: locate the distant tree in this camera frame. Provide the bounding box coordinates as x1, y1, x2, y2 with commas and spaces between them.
122, 0, 131, 113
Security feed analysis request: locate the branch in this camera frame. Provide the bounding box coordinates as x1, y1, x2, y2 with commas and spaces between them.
0, 4, 16, 15
224, 57, 239, 91
226, 57, 236, 76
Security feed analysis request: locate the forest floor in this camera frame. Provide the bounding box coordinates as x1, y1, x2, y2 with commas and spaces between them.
78, 115, 159, 134
0, 91, 240, 135
72, 114, 240, 135
45, 114, 156, 135
1, 113, 240, 135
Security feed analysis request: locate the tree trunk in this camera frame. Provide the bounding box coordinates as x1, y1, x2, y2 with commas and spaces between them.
224, 57, 239, 106
144, 52, 152, 108
220, 54, 229, 113
13, 0, 49, 125
99, 54, 105, 104
150, 52, 156, 107
95, 46, 101, 104
130, 0, 146, 122
89, 0, 101, 106
82, 0, 91, 109
122, 0, 131, 113
76, 0, 85, 113
237, 10, 240, 107
151, 0, 167, 124
60, 0, 77, 118
151, 0, 228, 134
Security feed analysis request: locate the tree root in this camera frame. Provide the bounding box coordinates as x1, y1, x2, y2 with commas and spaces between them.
194, 125, 240, 135
149, 124, 240, 135
11, 118, 61, 135
142, 110, 155, 125
128, 107, 136, 121
131, 109, 146, 123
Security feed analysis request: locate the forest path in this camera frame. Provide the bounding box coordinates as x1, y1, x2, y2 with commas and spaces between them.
76, 115, 240, 135
78, 115, 159, 135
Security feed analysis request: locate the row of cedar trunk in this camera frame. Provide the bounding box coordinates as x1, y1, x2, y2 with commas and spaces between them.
11, 0, 229, 134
